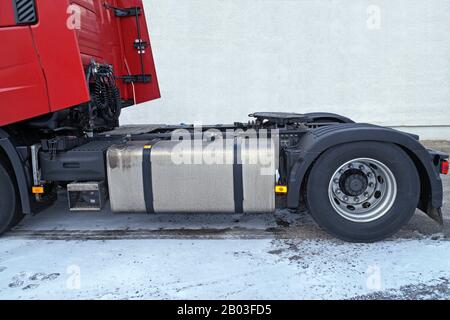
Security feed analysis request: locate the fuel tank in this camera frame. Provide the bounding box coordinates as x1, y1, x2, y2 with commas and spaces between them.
106, 139, 277, 213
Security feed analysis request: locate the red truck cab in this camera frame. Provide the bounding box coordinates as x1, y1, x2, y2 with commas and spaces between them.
0, 0, 160, 127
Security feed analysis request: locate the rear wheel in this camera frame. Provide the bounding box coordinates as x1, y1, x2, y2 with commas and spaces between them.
306, 141, 420, 242
0, 158, 22, 235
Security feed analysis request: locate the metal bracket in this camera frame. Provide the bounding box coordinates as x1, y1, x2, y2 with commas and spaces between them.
105, 4, 141, 17
134, 39, 149, 54
30, 144, 43, 201
30, 144, 42, 186
119, 74, 152, 83
105, 3, 150, 84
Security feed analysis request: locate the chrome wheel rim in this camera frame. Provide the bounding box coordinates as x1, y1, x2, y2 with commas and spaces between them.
328, 158, 397, 223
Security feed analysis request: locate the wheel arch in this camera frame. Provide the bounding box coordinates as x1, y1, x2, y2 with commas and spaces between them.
304, 112, 355, 124
0, 128, 32, 214
286, 123, 443, 223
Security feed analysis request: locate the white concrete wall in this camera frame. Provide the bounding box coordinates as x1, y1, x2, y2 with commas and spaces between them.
121, 0, 450, 140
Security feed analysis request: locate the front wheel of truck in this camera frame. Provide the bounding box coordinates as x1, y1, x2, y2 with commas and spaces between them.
305, 141, 420, 242
0, 157, 23, 235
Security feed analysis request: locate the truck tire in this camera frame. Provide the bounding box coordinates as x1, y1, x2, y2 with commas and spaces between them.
0, 158, 22, 235
305, 141, 420, 242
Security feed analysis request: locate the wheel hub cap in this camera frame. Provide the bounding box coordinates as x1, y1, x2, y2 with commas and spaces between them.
328, 158, 397, 223
340, 169, 368, 196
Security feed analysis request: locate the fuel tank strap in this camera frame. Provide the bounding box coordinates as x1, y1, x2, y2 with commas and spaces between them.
233, 138, 244, 213
142, 142, 156, 213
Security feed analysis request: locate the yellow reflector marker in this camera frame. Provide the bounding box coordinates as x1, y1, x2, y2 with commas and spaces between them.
32, 186, 44, 194
144, 145, 152, 149
275, 185, 288, 194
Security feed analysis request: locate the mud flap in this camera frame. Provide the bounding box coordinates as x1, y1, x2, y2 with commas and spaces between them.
427, 205, 444, 225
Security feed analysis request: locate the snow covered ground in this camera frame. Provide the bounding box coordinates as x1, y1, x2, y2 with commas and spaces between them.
1, 236, 450, 299
0, 148, 449, 299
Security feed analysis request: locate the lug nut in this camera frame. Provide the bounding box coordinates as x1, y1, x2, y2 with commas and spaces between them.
354, 197, 359, 202
336, 189, 341, 194
343, 196, 349, 201
334, 179, 339, 184
364, 192, 369, 197
369, 183, 374, 188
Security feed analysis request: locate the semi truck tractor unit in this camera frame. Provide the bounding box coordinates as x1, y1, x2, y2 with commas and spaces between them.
0, 0, 448, 242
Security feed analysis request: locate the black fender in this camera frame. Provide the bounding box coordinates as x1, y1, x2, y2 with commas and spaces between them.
0, 129, 32, 214
286, 123, 444, 222
304, 112, 355, 124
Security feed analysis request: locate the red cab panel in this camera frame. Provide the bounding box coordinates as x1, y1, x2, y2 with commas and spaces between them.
0, 27, 50, 126
116, 0, 160, 104
71, 0, 160, 104
31, 0, 91, 113
0, 0, 16, 27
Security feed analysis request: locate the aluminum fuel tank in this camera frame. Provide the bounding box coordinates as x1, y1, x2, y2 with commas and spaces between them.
107, 138, 277, 213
